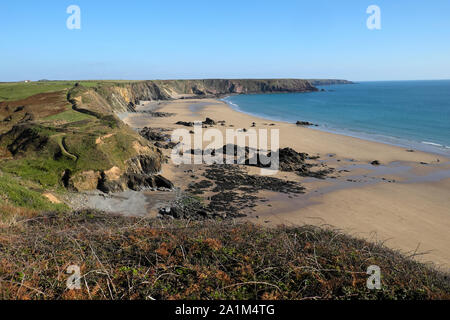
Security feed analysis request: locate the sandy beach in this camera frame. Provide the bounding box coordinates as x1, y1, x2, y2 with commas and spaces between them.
123, 98, 450, 270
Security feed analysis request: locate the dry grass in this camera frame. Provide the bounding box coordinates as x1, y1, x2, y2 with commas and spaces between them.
0, 204, 38, 228
0, 210, 448, 300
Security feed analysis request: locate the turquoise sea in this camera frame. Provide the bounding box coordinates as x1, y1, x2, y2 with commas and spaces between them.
222, 80, 450, 156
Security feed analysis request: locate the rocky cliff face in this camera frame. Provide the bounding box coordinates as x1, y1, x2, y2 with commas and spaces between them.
94, 79, 320, 112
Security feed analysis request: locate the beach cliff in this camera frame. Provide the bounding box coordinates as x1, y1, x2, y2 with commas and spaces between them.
93, 79, 348, 112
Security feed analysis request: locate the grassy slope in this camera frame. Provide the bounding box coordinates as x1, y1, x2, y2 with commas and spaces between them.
42, 108, 95, 123
0, 80, 146, 102
0, 122, 141, 187
0, 171, 68, 218
0, 81, 161, 219
0, 83, 155, 189
0, 211, 448, 300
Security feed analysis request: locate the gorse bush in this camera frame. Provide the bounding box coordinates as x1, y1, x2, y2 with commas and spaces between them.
0, 211, 448, 300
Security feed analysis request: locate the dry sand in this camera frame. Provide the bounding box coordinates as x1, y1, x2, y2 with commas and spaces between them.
123, 98, 450, 270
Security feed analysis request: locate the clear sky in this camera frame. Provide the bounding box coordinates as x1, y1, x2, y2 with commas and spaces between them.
1, 0, 449, 82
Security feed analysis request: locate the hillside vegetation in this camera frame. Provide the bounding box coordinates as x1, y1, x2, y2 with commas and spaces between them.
0, 81, 105, 102
0, 83, 162, 195
0, 211, 448, 300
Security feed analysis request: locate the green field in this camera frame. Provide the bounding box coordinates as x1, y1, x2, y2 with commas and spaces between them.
0, 81, 113, 101
43, 108, 95, 123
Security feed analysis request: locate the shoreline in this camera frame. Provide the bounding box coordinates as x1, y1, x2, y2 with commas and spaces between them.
211, 98, 449, 163
122, 98, 450, 270
220, 95, 450, 157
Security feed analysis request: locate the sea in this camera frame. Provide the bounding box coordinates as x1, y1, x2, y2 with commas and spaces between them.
222, 80, 450, 156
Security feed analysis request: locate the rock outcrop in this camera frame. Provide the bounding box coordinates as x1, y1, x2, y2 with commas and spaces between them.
296, 120, 317, 126
97, 154, 172, 193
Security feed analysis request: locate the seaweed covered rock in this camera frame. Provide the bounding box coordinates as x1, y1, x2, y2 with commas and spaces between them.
139, 127, 177, 149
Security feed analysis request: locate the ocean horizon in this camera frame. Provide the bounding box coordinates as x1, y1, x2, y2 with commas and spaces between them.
222, 80, 450, 156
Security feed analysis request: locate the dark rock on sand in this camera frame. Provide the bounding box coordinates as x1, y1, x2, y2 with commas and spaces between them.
260, 147, 333, 179
175, 118, 217, 127
154, 141, 178, 150
203, 117, 216, 125
206, 164, 304, 194
186, 180, 214, 195
176, 121, 194, 127
139, 127, 178, 149
202, 164, 304, 217
371, 160, 381, 166
141, 111, 175, 117
167, 163, 307, 220
158, 194, 223, 221
125, 174, 174, 192
139, 127, 169, 141
187, 145, 333, 179
296, 120, 317, 126
278, 148, 333, 179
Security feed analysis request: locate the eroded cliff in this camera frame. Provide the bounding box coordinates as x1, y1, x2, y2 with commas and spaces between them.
93, 79, 320, 112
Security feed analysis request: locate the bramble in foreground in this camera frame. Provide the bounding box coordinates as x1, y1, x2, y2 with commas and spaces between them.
0, 210, 448, 300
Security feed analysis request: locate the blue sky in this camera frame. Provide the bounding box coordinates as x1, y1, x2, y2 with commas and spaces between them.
1, 0, 449, 81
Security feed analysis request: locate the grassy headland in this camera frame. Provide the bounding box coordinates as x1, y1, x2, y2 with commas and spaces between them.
0, 82, 162, 193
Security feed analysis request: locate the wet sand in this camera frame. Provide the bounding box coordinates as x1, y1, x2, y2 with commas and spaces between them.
122, 98, 450, 269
